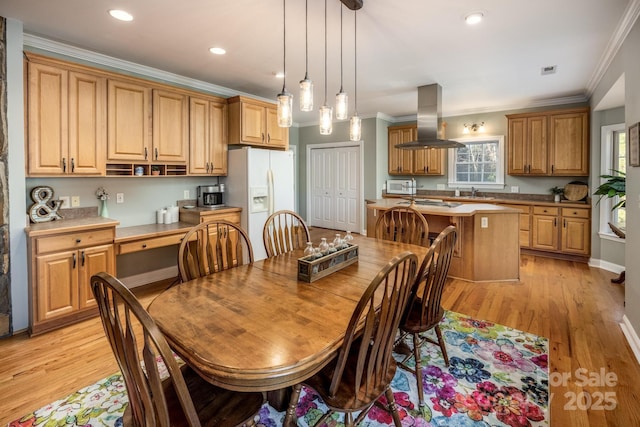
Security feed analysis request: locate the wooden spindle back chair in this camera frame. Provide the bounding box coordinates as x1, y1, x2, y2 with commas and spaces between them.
374, 206, 430, 247
263, 210, 310, 258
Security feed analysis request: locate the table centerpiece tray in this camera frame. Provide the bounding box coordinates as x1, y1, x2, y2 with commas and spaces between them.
298, 243, 359, 283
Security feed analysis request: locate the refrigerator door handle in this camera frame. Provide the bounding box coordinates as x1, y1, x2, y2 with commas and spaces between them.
267, 169, 274, 215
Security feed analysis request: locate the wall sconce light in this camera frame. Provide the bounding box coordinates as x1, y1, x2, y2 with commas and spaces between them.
463, 122, 485, 134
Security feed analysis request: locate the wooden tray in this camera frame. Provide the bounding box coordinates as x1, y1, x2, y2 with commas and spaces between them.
298, 244, 359, 283
564, 183, 588, 201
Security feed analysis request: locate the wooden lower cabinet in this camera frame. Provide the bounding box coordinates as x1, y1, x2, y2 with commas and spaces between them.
560, 208, 590, 255
499, 203, 531, 247
530, 205, 590, 257
532, 207, 559, 251
27, 223, 116, 335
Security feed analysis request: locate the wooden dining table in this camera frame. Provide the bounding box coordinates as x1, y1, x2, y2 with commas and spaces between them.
147, 230, 429, 423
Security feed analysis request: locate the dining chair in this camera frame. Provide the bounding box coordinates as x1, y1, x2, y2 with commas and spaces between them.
374, 205, 430, 247
178, 220, 254, 282
397, 225, 457, 408
285, 251, 418, 427
263, 210, 310, 258
90, 271, 264, 427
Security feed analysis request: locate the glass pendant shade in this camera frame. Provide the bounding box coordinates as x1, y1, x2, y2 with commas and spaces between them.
349, 114, 361, 141
335, 91, 348, 120
299, 77, 313, 112
319, 105, 333, 135
277, 89, 293, 127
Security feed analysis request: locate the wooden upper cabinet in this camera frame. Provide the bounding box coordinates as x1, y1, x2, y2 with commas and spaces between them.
507, 107, 589, 176
189, 96, 228, 175
549, 111, 589, 175
107, 79, 151, 161
27, 59, 105, 175
228, 96, 289, 150
152, 89, 188, 163
388, 124, 444, 176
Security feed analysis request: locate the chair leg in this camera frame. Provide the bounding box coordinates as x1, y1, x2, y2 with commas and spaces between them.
385, 386, 402, 427
412, 332, 425, 407
435, 324, 449, 366
284, 383, 302, 427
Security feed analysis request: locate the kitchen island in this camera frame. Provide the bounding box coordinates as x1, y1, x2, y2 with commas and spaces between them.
366, 198, 520, 282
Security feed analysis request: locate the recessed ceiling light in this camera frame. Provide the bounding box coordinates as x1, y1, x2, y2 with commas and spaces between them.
108, 9, 133, 22
209, 47, 226, 55
464, 12, 484, 25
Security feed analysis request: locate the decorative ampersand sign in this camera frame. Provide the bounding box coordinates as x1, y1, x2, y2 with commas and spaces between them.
29, 186, 63, 223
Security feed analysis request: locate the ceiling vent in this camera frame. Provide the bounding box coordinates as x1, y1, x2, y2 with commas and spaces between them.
541, 65, 557, 75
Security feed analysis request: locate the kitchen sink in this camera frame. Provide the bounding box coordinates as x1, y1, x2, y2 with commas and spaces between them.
399, 199, 462, 208
454, 196, 495, 200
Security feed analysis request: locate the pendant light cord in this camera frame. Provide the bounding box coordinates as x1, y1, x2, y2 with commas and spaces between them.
324, 0, 328, 104
304, 0, 308, 79
340, 5, 343, 92
354, 9, 357, 113
282, 0, 286, 92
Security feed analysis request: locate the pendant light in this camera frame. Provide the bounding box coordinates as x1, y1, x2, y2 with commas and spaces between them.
299, 0, 313, 112
277, 0, 293, 128
335, 4, 348, 120
349, 9, 361, 141
319, 0, 333, 135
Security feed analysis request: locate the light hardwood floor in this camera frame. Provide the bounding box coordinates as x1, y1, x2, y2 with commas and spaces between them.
1, 253, 639, 425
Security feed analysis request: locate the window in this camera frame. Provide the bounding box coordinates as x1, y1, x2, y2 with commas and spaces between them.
447, 135, 505, 189
599, 123, 626, 238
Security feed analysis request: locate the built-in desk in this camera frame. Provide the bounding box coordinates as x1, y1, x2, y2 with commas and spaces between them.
114, 222, 196, 255
366, 199, 520, 282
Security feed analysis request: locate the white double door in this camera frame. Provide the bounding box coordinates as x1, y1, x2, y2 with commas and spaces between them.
309, 145, 361, 232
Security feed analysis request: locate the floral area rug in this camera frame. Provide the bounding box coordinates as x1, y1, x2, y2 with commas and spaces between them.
9, 311, 548, 427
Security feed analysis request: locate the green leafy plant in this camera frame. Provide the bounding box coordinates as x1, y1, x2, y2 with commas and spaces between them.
594, 170, 626, 210
550, 186, 564, 195
151, 165, 161, 172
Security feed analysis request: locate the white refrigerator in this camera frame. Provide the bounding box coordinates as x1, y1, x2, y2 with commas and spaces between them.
226, 147, 295, 261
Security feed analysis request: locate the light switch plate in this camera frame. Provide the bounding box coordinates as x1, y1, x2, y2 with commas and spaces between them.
184, 190, 190, 199
481, 217, 489, 228
511, 186, 520, 193
116, 193, 124, 204
59, 196, 70, 208
71, 196, 80, 207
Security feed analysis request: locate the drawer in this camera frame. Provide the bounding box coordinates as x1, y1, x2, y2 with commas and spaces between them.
36, 228, 114, 254
117, 232, 196, 255
562, 208, 590, 219
532, 206, 559, 216
199, 211, 241, 224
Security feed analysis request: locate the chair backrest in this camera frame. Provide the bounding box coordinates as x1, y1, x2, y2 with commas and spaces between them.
178, 220, 254, 282
91, 272, 202, 427
406, 225, 457, 328
263, 210, 311, 258
375, 206, 430, 247
328, 251, 418, 397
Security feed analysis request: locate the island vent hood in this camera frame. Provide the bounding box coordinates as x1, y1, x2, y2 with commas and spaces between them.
395, 84, 465, 149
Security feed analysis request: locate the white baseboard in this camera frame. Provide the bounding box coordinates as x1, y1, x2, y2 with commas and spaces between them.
588, 258, 625, 274
120, 266, 178, 289
620, 315, 640, 366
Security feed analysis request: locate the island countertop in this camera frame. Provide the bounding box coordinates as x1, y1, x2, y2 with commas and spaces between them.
366, 198, 519, 216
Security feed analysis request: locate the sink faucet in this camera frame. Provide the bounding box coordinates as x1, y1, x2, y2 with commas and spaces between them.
471, 187, 478, 197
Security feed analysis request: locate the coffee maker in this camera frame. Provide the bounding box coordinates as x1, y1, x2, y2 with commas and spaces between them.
197, 184, 225, 208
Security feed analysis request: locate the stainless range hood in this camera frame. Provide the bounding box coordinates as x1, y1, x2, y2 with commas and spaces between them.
395, 84, 465, 149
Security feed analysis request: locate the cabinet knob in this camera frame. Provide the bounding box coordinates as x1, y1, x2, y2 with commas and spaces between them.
142, 244, 147, 248
76, 239, 81, 243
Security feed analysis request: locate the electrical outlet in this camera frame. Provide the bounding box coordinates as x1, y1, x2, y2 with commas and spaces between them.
59, 196, 70, 208
116, 193, 124, 204
481, 217, 489, 228
71, 196, 80, 207
436, 184, 445, 190
184, 190, 190, 199
510, 186, 520, 193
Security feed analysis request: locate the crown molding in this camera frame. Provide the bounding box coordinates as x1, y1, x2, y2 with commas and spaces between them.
23, 33, 276, 104
585, 0, 640, 94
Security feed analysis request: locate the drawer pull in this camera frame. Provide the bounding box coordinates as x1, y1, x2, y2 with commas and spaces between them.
142, 244, 147, 248
76, 239, 81, 243
72, 253, 76, 269
81, 251, 85, 266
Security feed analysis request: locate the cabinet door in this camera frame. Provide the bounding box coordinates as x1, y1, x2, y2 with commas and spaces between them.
531, 215, 558, 251
265, 106, 288, 148
36, 251, 79, 322
388, 126, 413, 175
561, 217, 590, 255
68, 71, 106, 175
189, 97, 210, 175
528, 116, 548, 175
210, 101, 228, 174
153, 89, 188, 162
107, 79, 151, 161
507, 117, 527, 175
241, 102, 266, 144
78, 244, 115, 310
549, 111, 589, 175
414, 148, 443, 175
27, 62, 68, 175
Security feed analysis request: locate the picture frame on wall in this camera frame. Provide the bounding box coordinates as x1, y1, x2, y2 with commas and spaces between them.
630, 122, 640, 167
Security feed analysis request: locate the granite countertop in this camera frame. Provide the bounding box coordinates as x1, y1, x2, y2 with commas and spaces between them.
382, 192, 591, 208
25, 216, 120, 236
366, 198, 519, 216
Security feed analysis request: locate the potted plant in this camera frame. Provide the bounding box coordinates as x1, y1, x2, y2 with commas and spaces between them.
151, 165, 161, 176
550, 186, 564, 203
594, 170, 626, 210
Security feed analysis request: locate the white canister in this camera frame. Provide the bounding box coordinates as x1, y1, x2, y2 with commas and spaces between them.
157, 209, 166, 224
170, 206, 179, 223
164, 208, 173, 224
